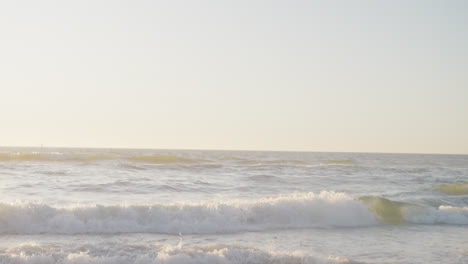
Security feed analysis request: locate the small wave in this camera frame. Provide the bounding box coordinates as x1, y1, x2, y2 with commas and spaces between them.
192, 163, 223, 169
358, 196, 419, 225
264, 159, 308, 165
119, 163, 147, 171
0, 243, 356, 264
80, 154, 116, 161
129, 155, 197, 164
0, 152, 116, 162
246, 174, 285, 182
434, 183, 468, 195
304, 163, 357, 168
236, 163, 356, 169
0, 153, 46, 162
325, 159, 355, 164
358, 196, 468, 225
220, 156, 249, 161
35, 170, 68, 176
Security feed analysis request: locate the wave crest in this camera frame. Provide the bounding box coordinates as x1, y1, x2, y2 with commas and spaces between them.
0, 192, 466, 235
0, 192, 376, 234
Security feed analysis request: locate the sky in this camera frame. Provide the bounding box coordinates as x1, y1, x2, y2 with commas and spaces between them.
0, 0, 467, 154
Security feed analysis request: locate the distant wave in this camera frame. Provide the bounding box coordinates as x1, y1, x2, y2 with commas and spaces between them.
0, 152, 357, 169
0, 192, 467, 235
0, 152, 46, 161
246, 174, 285, 182
433, 183, 468, 195
34, 170, 68, 176
303, 163, 357, 168
118, 163, 148, 171
232, 163, 357, 169
220, 156, 250, 161
0, 243, 357, 264
325, 159, 355, 164
130, 155, 200, 164
0, 152, 202, 165
0, 152, 116, 162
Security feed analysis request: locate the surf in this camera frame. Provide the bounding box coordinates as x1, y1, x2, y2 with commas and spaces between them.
0, 191, 376, 234
0, 192, 467, 235
0, 243, 356, 264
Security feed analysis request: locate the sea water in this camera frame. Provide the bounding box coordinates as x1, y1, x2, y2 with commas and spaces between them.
0, 147, 467, 263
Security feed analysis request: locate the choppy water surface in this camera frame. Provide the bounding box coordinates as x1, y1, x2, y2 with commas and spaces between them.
0, 147, 467, 263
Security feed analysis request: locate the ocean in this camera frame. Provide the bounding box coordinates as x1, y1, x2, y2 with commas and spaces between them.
0, 147, 467, 264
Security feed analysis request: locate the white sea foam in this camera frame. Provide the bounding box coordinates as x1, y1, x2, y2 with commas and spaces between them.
0, 192, 376, 234
1, 191, 467, 235
0, 243, 356, 264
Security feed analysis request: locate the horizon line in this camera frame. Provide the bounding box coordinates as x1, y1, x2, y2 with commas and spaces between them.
0, 145, 467, 156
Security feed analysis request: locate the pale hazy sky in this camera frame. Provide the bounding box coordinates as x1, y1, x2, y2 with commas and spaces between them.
1, 0, 467, 153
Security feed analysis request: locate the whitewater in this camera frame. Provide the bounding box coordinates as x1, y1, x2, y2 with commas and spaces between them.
0, 147, 467, 264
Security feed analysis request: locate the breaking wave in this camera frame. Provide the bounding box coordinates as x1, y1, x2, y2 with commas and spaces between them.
0, 243, 357, 264
0, 192, 376, 234
0, 192, 467, 235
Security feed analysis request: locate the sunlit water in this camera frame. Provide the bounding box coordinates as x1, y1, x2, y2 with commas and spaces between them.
0, 147, 467, 263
